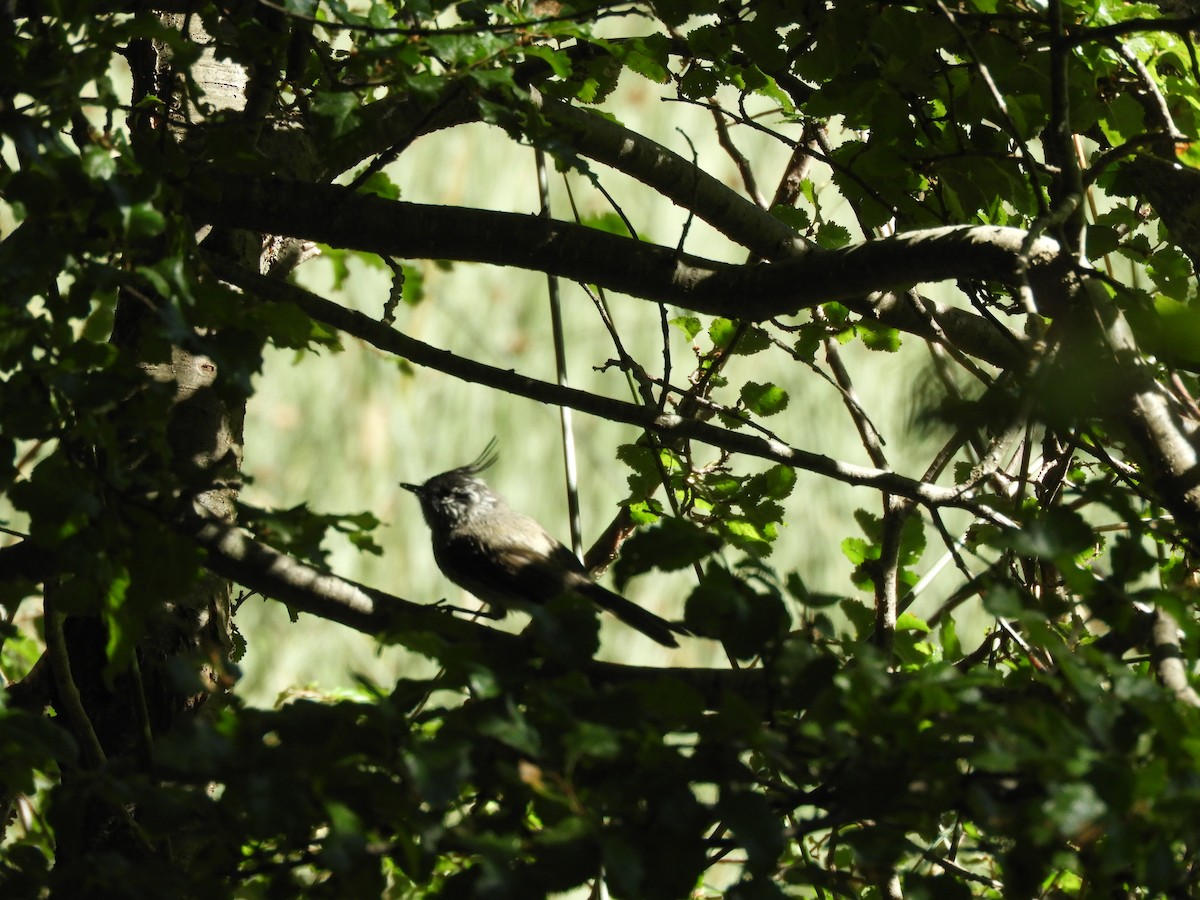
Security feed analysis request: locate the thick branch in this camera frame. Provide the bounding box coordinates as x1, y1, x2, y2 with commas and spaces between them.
1151, 606, 1200, 708
191, 520, 472, 638
0, 525, 763, 700
529, 88, 802, 262
328, 87, 1026, 365
1086, 279, 1200, 535
329, 69, 801, 261
191, 520, 767, 705
186, 174, 1063, 351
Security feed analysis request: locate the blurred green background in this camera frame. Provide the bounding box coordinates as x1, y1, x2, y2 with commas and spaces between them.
0, 61, 973, 706
233, 80, 966, 706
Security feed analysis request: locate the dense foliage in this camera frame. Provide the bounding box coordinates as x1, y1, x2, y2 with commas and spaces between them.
5, 0, 1200, 896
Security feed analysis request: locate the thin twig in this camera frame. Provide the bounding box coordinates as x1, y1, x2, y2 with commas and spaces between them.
206, 254, 1020, 523
710, 101, 768, 208
817, 309, 888, 469
1116, 42, 1187, 141
536, 146, 583, 557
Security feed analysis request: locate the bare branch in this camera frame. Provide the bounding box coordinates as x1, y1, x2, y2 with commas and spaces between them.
203, 256, 1014, 521
191, 519, 469, 638
1151, 606, 1200, 708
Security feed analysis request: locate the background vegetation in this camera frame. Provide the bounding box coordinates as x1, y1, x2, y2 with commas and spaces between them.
5, 0, 1200, 896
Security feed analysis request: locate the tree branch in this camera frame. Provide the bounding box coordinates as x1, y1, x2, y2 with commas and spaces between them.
43, 593, 107, 769
1085, 279, 1200, 535
528, 88, 798, 260
185, 173, 1060, 361
190, 519, 768, 706
1151, 606, 1200, 708
204, 256, 1015, 521
191, 519, 467, 637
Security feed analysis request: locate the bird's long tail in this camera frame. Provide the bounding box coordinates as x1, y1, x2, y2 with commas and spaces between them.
578, 582, 690, 648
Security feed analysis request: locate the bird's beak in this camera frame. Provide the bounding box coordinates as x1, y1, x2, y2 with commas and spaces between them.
399, 482, 420, 493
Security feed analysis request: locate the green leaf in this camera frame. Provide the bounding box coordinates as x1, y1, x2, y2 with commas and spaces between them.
617, 443, 670, 495
707, 318, 771, 354
815, 221, 851, 249
355, 169, 401, 200
841, 535, 875, 567
612, 517, 720, 588
311, 92, 360, 138
522, 44, 572, 79
940, 616, 962, 660
769, 204, 811, 232
680, 65, 719, 99
1099, 92, 1146, 147
749, 464, 796, 501
670, 315, 703, 341
856, 320, 901, 352
609, 34, 672, 84
721, 516, 776, 557
581, 211, 634, 237
895, 611, 930, 633
1003, 508, 1094, 560
685, 564, 789, 658
740, 382, 789, 416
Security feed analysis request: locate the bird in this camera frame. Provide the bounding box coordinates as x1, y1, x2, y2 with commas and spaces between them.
401, 441, 689, 648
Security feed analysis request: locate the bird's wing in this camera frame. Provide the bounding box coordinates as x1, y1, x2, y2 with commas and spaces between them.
438, 523, 688, 648
436, 529, 578, 608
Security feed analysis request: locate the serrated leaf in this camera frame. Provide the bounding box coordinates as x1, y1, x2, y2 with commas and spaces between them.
355, 170, 401, 201
793, 329, 821, 363
770, 204, 811, 232
616, 443, 665, 495
740, 382, 789, 416
722, 517, 775, 556
857, 321, 901, 352
671, 315, 703, 341
750, 465, 796, 501
522, 44, 572, 79
707, 320, 771, 356
841, 536, 875, 567
708, 317, 739, 348
607, 34, 671, 84
816, 221, 851, 249
626, 498, 664, 524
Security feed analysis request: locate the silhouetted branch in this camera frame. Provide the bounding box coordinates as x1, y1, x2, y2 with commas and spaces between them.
186, 173, 1060, 362
204, 256, 1017, 522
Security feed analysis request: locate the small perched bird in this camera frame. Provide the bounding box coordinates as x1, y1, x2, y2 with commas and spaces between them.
401, 442, 688, 648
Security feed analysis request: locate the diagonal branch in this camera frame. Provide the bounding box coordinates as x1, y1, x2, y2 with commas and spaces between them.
205, 256, 1015, 521
190, 521, 769, 705
191, 520, 470, 638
